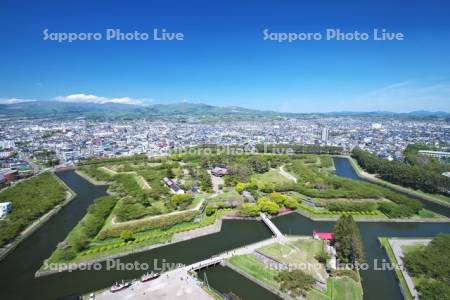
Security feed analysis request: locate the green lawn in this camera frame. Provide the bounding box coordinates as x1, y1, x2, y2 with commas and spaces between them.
212, 188, 243, 203
401, 244, 425, 254
258, 239, 328, 282
229, 241, 359, 300
228, 255, 279, 287
331, 277, 363, 300
306, 288, 331, 300
228, 251, 333, 300
252, 169, 293, 187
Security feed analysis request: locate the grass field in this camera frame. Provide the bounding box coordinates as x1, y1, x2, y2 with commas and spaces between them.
228, 240, 361, 300
228, 254, 279, 287
331, 276, 363, 300
212, 188, 243, 204
258, 239, 328, 282
252, 169, 293, 187
306, 288, 331, 300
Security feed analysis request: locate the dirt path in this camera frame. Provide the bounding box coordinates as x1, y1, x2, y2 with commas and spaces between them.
279, 165, 297, 183
209, 171, 224, 193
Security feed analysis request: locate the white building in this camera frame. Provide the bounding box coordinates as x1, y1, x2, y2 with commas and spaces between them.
418, 150, 450, 159
0, 202, 12, 219
321, 128, 329, 142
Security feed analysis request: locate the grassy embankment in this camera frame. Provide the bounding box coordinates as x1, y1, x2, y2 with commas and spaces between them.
43, 205, 229, 266
227, 238, 363, 300
284, 156, 445, 220
41, 157, 233, 266
378, 237, 414, 300
0, 172, 67, 249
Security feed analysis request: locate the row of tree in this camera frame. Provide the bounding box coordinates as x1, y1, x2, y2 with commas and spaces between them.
403, 233, 450, 300
0, 172, 67, 247
53, 196, 118, 261
256, 144, 343, 155
352, 148, 450, 195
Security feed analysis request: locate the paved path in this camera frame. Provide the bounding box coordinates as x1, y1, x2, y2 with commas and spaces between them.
95, 268, 213, 300
209, 171, 224, 194
279, 165, 297, 183
389, 238, 431, 300
186, 237, 279, 271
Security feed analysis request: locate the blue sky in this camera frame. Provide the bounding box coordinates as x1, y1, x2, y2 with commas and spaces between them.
1, 0, 450, 112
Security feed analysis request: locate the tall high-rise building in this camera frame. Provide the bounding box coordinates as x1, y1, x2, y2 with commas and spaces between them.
321, 127, 329, 142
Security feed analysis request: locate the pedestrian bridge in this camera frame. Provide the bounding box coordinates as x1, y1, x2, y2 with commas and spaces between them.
260, 212, 285, 239
186, 237, 278, 271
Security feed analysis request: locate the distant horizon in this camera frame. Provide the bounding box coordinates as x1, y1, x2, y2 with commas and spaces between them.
1, 98, 449, 114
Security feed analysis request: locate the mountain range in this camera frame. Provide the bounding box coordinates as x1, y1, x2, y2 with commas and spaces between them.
0, 101, 449, 120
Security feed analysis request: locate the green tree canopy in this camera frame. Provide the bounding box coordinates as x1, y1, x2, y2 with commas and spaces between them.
333, 215, 364, 264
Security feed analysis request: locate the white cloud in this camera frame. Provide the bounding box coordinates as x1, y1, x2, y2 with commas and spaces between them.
0, 98, 37, 104
54, 93, 152, 106
354, 80, 450, 112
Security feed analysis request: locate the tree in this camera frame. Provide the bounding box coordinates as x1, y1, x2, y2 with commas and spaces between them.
352, 148, 450, 196
284, 198, 298, 209
257, 198, 280, 215
235, 182, 247, 193
248, 157, 270, 173
315, 249, 330, 264
333, 215, 364, 264
403, 233, 450, 283
275, 269, 315, 297
171, 194, 194, 209
205, 205, 217, 216
166, 167, 175, 179
269, 192, 288, 205
240, 203, 260, 217
417, 281, 450, 300
120, 230, 135, 242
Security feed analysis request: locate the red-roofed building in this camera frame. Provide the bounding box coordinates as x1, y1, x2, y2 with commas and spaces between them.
313, 230, 334, 241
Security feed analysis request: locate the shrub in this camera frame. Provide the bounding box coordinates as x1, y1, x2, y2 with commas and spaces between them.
326, 200, 377, 212
205, 205, 217, 216
331, 269, 359, 282
284, 198, 299, 209
120, 230, 135, 242
235, 182, 247, 193
257, 198, 280, 215
239, 203, 260, 217
269, 193, 288, 205
275, 269, 315, 297
315, 250, 330, 264
171, 194, 194, 209
379, 202, 414, 218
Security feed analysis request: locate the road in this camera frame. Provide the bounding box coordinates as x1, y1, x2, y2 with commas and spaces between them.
95, 268, 213, 300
